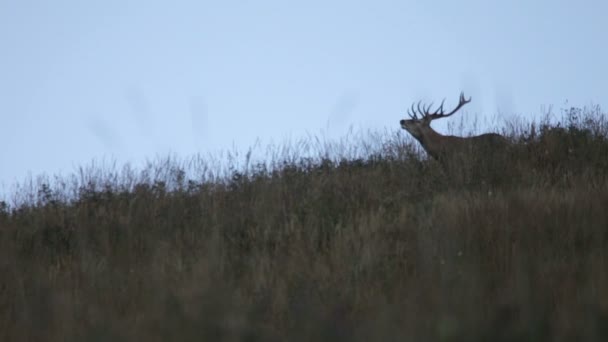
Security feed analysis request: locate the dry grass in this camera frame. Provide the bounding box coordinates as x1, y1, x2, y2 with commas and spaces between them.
1, 106, 608, 341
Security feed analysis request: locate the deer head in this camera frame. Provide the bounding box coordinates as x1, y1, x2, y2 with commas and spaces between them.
399, 92, 471, 141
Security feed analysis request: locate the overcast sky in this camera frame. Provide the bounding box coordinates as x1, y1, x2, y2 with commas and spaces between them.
1, 0, 607, 187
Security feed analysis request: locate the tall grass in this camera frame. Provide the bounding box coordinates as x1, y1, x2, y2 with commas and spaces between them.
1, 106, 607, 341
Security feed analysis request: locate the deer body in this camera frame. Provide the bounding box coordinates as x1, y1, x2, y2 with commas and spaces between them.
400, 93, 509, 163
409, 130, 507, 161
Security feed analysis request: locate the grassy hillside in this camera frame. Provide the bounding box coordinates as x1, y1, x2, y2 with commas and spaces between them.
1, 106, 608, 341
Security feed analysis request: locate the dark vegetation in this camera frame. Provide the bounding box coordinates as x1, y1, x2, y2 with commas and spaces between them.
1, 106, 608, 341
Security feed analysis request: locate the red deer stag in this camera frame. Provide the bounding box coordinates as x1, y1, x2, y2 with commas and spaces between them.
400, 92, 508, 163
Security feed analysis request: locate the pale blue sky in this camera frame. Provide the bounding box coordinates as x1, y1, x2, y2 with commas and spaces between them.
1, 0, 607, 186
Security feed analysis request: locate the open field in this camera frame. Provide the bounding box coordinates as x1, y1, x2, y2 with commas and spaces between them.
1, 107, 608, 341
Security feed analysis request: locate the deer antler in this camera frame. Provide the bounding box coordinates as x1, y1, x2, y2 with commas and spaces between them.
407, 92, 471, 120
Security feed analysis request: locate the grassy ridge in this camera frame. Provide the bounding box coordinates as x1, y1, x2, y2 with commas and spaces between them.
1, 107, 608, 341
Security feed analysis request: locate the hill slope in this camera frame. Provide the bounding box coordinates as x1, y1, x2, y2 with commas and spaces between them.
1, 107, 608, 341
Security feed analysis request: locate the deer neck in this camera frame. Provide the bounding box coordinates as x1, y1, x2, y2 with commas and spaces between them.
418, 127, 444, 146
418, 127, 447, 158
